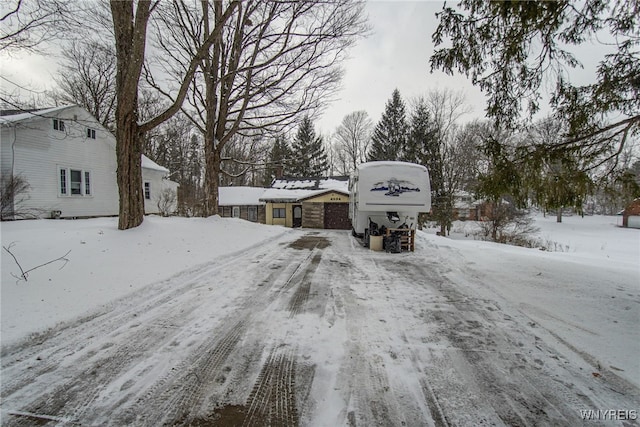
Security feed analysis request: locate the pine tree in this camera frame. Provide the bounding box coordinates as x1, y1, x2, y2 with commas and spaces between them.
403, 100, 439, 168
404, 99, 449, 232
265, 135, 293, 185
290, 116, 329, 177
368, 89, 408, 161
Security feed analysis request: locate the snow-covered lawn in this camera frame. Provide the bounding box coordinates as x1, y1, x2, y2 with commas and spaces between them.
425, 214, 639, 388
2, 214, 638, 363
1, 214, 638, 425
1, 216, 287, 346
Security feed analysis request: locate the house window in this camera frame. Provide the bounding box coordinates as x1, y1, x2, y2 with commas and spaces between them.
60, 169, 67, 195
248, 206, 257, 222
144, 182, 151, 200
59, 167, 91, 196
86, 128, 96, 139
53, 119, 65, 132
84, 171, 91, 195
232, 206, 240, 218
70, 169, 82, 195
273, 207, 286, 218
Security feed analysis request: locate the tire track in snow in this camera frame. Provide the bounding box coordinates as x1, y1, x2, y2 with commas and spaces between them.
383, 236, 640, 426
242, 347, 299, 427
323, 236, 420, 427
112, 234, 324, 425
287, 253, 321, 317
1, 232, 305, 426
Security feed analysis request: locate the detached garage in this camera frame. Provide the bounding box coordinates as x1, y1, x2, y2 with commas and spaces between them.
260, 176, 350, 229
300, 190, 350, 229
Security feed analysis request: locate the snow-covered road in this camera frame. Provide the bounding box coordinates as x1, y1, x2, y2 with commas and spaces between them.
1, 229, 638, 426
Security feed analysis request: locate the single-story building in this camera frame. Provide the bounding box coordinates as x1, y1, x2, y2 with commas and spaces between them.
260, 176, 351, 229
217, 186, 266, 223
622, 198, 640, 228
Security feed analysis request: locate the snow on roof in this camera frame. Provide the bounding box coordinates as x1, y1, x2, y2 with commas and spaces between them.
141, 155, 169, 173
218, 187, 267, 206
260, 187, 348, 203
271, 176, 349, 191
357, 161, 426, 171
0, 105, 76, 125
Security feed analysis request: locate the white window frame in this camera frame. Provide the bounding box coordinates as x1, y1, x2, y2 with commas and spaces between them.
86, 128, 96, 139
273, 207, 286, 218
232, 206, 240, 218
144, 182, 151, 200
70, 169, 82, 195
53, 118, 65, 132
59, 169, 67, 195
58, 167, 92, 197
84, 171, 91, 195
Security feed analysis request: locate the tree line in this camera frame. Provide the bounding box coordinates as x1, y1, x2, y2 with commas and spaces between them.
1, 0, 637, 231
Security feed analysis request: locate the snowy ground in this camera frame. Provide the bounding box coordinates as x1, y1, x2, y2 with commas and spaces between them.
1, 214, 639, 425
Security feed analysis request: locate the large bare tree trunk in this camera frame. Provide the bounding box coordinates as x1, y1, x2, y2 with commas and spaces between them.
115, 109, 145, 229
111, 1, 151, 230
110, 0, 238, 229
203, 142, 221, 217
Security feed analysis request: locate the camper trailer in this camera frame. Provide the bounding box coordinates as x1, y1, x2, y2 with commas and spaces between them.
349, 161, 430, 249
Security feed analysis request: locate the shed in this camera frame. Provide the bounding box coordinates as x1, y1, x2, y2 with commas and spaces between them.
622, 198, 640, 228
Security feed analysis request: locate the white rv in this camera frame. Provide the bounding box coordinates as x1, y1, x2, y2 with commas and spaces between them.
349, 161, 431, 240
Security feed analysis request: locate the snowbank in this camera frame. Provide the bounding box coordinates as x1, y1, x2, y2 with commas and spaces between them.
1, 216, 288, 346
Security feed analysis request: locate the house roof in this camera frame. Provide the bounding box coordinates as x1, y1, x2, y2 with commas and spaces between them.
0, 105, 76, 125
271, 176, 349, 191
219, 187, 267, 206
260, 188, 349, 203
1, 105, 174, 177
142, 155, 169, 173
261, 176, 350, 203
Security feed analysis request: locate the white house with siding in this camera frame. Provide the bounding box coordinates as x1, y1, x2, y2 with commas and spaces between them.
1, 105, 178, 219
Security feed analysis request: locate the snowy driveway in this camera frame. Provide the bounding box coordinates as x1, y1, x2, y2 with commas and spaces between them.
2, 229, 638, 426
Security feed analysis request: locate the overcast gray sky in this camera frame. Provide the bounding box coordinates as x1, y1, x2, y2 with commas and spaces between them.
316, 1, 488, 135
2, 0, 609, 138
0, 1, 485, 132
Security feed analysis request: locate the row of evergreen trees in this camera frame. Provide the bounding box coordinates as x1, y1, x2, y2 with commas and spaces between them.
268, 87, 640, 234
269, 116, 329, 178
268, 88, 436, 178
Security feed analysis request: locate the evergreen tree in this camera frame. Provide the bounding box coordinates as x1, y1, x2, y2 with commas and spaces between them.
403, 99, 448, 231
265, 135, 293, 185
431, 1, 638, 180
403, 100, 439, 168
368, 89, 408, 161
289, 116, 329, 177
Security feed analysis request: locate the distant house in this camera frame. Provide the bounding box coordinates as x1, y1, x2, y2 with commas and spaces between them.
0, 105, 178, 219
452, 191, 503, 221
453, 191, 484, 221
218, 186, 266, 223
260, 176, 350, 229
622, 199, 640, 228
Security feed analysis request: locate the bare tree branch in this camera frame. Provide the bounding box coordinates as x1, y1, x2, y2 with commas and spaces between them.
3, 242, 71, 282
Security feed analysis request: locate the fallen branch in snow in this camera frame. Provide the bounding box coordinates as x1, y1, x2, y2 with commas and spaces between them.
2, 242, 71, 282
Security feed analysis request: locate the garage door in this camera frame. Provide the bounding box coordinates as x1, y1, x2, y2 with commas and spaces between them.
324, 203, 350, 229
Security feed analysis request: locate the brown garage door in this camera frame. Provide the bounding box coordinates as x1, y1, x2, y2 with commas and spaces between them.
324, 203, 350, 229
